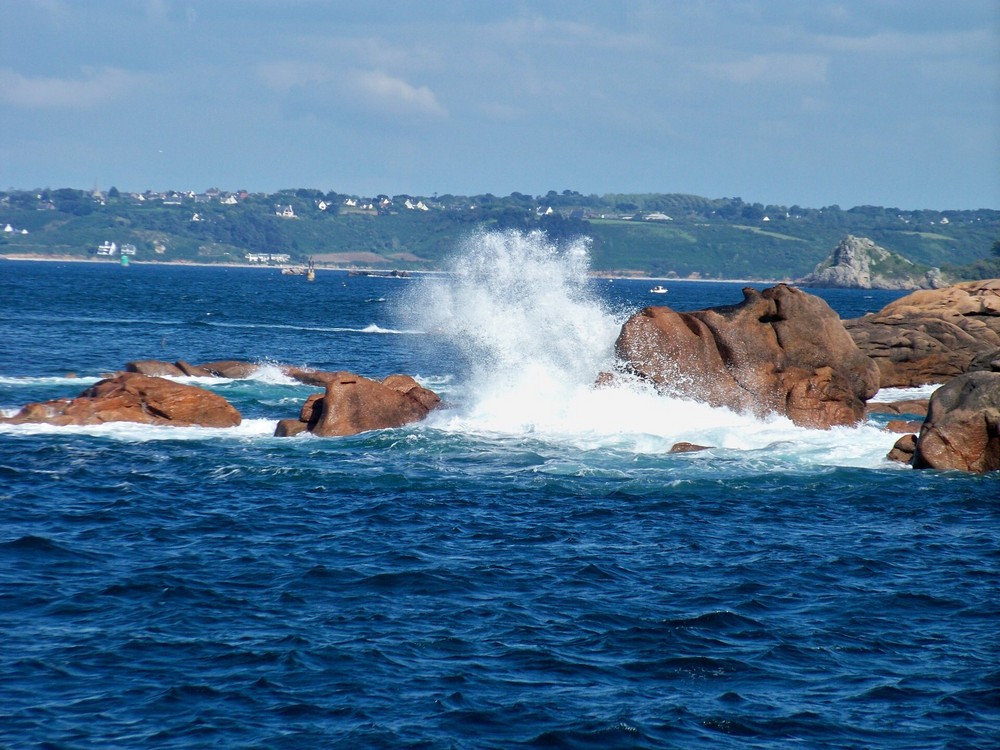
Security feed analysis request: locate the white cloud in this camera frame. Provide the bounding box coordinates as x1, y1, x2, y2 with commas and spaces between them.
699, 53, 830, 85
816, 29, 993, 57
0, 67, 147, 109
348, 70, 447, 118
258, 62, 447, 119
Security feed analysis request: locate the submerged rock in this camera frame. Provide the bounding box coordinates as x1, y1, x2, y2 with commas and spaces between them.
845, 279, 1000, 387
275, 371, 441, 437
1, 372, 242, 428
615, 284, 879, 429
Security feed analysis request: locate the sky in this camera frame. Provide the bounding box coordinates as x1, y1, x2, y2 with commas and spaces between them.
1, 0, 997, 209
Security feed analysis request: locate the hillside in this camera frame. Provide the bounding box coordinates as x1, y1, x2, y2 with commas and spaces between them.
1, 187, 996, 280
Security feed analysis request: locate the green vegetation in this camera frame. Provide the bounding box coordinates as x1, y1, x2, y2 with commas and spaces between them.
1, 187, 997, 280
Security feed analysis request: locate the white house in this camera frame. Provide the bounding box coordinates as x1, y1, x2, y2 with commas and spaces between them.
276, 205, 295, 218
96, 241, 118, 256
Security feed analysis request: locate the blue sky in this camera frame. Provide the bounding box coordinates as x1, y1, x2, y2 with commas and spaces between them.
1, 0, 997, 209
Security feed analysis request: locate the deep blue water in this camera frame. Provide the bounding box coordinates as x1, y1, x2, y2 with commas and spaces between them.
1, 246, 997, 749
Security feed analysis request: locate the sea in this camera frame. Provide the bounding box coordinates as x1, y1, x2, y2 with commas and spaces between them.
1, 230, 997, 749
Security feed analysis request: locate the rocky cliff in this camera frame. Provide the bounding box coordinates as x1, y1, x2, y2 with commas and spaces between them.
800, 235, 943, 290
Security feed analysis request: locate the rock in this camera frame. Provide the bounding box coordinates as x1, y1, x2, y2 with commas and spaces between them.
669, 442, 712, 453
275, 372, 440, 437
845, 280, 1000, 387
886, 434, 917, 464
799, 235, 943, 290
1, 372, 241, 428
274, 418, 309, 437
912, 371, 1000, 473
886, 419, 923, 433
198, 360, 261, 379
175, 360, 215, 377
282, 366, 336, 387
866, 399, 930, 417
125, 359, 186, 377
126, 359, 264, 379
615, 284, 880, 428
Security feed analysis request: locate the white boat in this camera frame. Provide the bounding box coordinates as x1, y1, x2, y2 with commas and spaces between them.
650, 285, 668, 294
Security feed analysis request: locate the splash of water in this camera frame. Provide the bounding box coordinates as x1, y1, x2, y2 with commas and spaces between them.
405, 229, 899, 467
408, 228, 620, 387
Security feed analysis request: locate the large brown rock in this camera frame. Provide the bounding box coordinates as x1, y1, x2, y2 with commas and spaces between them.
615, 284, 880, 428
1, 372, 241, 428
912, 371, 1000, 473
845, 279, 1000, 387
275, 372, 441, 437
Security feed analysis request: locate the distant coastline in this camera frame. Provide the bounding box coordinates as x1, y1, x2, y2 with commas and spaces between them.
0, 253, 783, 285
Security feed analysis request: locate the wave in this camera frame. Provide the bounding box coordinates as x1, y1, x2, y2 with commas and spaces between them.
404, 229, 901, 469
198, 320, 422, 335
0, 375, 101, 387
0, 417, 278, 441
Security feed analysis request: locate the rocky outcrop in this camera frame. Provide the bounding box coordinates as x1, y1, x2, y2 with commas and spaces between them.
911, 371, 1000, 473
275, 371, 441, 438
845, 279, 1000, 387
615, 284, 880, 428
1, 372, 242, 428
800, 235, 943, 290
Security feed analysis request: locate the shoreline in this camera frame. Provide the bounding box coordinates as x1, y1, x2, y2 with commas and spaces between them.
0, 253, 786, 284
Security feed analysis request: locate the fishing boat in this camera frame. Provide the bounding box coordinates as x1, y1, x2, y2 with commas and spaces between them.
649, 285, 668, 294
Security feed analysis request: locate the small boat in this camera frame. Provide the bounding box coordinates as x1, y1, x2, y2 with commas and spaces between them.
649, 285, 668, 294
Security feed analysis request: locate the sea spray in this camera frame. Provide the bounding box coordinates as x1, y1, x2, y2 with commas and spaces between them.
405, 228, 620, 392
404, 229, 900, 467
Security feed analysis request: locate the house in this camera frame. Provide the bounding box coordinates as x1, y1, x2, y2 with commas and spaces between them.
120, 244, 137, 256
3, 224, 13, 233
191, 213, 203, 222
645, 212, 672, 222
96, 241, 118, 256
220, 194, 238, 205
317, 201, 329, 211
276, 205, 295, 218
344, 198, 358, 207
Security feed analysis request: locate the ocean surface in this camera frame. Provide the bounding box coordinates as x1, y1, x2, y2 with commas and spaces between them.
1, 231, 997, 749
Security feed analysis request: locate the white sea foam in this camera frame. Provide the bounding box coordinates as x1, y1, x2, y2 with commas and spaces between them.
409, 229, 900, 468
203, 320, 420, 335
870, 384, 941, 402
0, 418, 277, 441
0, 375, 101, 386
246, 363, 302, 386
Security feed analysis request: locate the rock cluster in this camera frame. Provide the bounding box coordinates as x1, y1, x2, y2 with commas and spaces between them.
1, 372, 242, 428
846, 279, 1000, 387
800, 235, 943, 290
1, 361, 441, 437
615, 284, 880, 428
